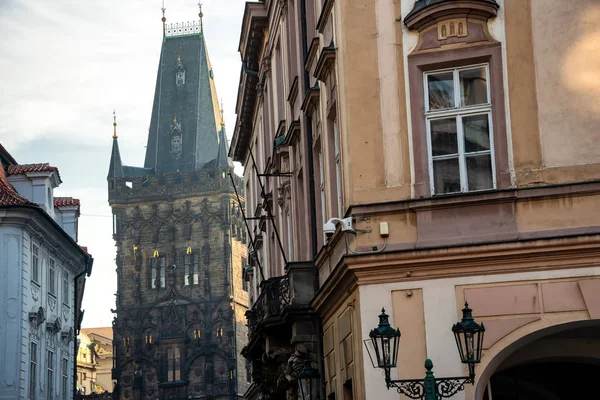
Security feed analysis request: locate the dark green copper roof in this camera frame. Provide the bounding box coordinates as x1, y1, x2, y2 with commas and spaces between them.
143, 33, 225, 174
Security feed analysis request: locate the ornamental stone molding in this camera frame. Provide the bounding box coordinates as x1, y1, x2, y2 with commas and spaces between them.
404, 0, 499, 32
29, 306, 46, 329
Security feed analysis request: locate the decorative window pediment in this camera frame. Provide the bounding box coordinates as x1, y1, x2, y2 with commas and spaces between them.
404, 0, 499, 32
403, 0, 499, 54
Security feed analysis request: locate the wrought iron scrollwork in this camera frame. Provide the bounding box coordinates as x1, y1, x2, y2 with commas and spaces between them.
246, 276, 290, 339
388, 379, 426, 399
387, 376, 473, 400
435, 376, 473, 399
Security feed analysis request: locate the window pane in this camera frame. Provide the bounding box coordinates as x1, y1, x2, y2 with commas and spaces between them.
193, 255, 199, 285
160, 257, 165, 288
460, 67, 488, 107
463, 114, 490, 153
430, 118, 458, 156
433, 158, 460, 194
467, 154, 493, 191
151, 260, 157, 289
427, 72, 455, 110
184, 255, 190, 286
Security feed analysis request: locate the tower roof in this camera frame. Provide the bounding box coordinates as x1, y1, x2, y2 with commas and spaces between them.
108, 135, 124, 179
143, 26, 225, 175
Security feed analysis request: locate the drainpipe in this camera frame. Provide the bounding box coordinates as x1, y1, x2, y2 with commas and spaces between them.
73, 256, 93, 398
300, 0, 319, 262
300, 2, 325, 400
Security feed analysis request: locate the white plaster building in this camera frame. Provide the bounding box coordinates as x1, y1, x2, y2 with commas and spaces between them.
0, 145, 93, 400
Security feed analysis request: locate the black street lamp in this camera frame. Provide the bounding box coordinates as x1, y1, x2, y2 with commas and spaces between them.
297, 359, 320, 400
364, 303, 485, 400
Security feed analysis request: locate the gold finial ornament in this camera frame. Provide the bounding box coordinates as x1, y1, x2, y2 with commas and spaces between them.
113, 110, 118, 139
177, 55, 181, 62
153, 249, 160, 258
198, 1, 204, 33
220, 99, 225, 126
186, 245, 192, 255
161, 0, 167, 36
173, 113, 177, 123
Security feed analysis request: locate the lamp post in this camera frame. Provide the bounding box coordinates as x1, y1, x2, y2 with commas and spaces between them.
364, 303, 485, 400
297, 359, 320, 400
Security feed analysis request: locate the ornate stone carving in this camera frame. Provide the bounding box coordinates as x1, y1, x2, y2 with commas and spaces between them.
47, 316, 62, 335
62, 304, 69, 322
48, 295, 57, 313
31, 284, 40, 302
29, 306, 46, 329
61, 327, 74, 346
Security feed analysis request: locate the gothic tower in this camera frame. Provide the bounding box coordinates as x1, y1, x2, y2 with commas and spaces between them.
107, 11, 248, 400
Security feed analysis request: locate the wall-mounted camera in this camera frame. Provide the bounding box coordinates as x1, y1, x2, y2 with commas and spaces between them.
323, 217, 354, 238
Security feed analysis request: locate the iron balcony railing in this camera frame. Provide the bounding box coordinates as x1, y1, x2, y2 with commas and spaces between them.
246, 276, 290, 336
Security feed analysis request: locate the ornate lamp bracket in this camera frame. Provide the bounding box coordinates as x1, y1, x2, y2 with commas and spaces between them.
385, 360, 473, 400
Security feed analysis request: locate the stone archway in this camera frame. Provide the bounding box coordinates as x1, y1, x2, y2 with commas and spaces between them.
475, 320, 600, 400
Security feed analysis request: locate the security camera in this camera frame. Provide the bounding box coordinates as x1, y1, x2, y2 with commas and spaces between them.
323, 221, 337, 238
323, 217, 354, 238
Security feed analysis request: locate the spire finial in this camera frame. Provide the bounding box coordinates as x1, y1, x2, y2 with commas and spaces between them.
161, 0, 167, 37
220, 99, 225, 126
173, 113, 177, 124
113, 110, 118, 139
198, 2, 204, 33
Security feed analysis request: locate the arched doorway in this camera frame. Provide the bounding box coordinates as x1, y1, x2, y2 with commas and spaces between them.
479, 324, 600, 400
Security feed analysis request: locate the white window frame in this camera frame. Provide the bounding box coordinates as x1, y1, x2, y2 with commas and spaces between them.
333, 120, 343, 217
47, 349, 54, 399
61, 358, 68, 400
30, 341, 38, 400
63, 271, 69, 307
318, 149, 326, 224
424, 63, 496, 195
31, 243, 40, 284
48, 259, 56, 296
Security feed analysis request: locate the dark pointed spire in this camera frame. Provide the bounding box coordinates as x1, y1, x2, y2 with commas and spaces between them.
216, 124, 232, 168
143, 16, 222, 174
108, 111, 124, 178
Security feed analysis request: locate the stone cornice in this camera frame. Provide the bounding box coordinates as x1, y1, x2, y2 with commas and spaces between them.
0, 207, 88, 272
313, 234, 600, 319
351, 234, 600, 285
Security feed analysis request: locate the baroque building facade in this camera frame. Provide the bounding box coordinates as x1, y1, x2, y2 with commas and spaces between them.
0, 144, 93, 400
231, 0, 600, 399
108, 14, 248, 400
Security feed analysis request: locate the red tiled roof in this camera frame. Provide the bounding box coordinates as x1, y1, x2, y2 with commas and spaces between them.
54, 197, 80, 207
7, 163, 59, 176
80, 246, 88, 254
0, 163, 36, 206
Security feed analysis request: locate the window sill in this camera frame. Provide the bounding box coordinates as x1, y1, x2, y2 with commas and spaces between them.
31, 280, 40, 288
158, 380, 187, 388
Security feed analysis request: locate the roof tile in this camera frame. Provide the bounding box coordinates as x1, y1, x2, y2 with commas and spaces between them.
54, 197, 81, 207
0, 164, 36, 206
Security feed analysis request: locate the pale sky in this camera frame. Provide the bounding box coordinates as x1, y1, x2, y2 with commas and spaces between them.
0, 0, 246, 328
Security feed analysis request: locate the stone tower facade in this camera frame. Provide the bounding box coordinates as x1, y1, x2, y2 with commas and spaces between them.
107, 18, 248, 400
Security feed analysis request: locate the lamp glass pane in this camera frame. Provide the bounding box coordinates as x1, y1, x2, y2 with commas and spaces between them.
363, 339, 378, 369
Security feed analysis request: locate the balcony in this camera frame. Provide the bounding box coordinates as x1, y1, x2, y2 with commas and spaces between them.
244, 262, 316, 347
